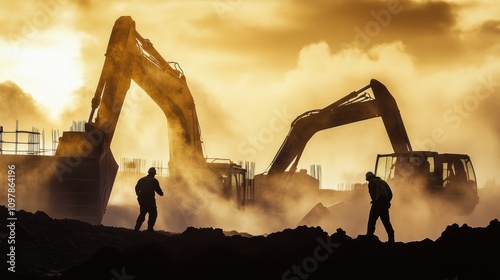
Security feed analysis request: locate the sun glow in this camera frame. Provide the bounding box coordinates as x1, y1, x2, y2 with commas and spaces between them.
0, 28, 84, 119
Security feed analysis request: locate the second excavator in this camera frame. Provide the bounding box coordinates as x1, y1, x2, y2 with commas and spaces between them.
254, 79, 479, 216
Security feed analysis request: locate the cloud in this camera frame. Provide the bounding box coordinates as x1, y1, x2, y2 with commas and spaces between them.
0, 81, 51, 129
185, 1, 458, 69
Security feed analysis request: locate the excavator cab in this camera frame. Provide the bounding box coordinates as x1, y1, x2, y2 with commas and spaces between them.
207, 159, 251, 207
374, 151, 479, 215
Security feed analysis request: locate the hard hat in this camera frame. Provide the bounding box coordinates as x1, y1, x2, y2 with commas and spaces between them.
148, 167, 157, 175
365, 171, 375, 181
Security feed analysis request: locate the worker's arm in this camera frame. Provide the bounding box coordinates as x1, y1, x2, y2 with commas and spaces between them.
384, 181, 393, 201
135, 181, 141, 196
368, 181, 377, 203
154, 179, 164, 196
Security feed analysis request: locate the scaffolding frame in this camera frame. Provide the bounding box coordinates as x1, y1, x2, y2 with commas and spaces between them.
0, 121, 59, 155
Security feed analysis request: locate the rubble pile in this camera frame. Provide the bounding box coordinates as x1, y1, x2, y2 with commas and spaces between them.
1, 206, 499, 279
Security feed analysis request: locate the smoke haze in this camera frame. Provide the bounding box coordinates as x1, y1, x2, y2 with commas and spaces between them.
1, 0, 500, 241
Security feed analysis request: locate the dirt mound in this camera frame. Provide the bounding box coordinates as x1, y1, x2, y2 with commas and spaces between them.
1, 205, 499, 280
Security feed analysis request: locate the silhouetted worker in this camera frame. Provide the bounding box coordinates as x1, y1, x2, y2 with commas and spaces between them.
134, 167, 164, 232
365, 171, 395, 243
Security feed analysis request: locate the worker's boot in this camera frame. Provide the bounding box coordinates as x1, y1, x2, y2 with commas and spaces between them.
135, 213, 145, 231
388, 231, 395, 243
147, 209, 157, 232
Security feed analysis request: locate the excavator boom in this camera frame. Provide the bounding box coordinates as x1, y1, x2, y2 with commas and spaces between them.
268, 79, 412, 175
57, 16, 206, 177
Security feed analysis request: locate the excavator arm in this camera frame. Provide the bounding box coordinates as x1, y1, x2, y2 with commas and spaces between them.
48, 16, 250, 223
56, 16, 205, 177
267, 79, 412, 175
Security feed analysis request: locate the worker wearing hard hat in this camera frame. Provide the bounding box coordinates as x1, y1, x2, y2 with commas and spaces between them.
365, 171, 395, 243
134, 167, 164, 232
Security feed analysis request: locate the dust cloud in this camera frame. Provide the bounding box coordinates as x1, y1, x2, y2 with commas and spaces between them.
104, 170, 286, 235
0, 154, 65, 217
2, 1, 500, 242
103, 166, 500, 243
0, 81, 52, 130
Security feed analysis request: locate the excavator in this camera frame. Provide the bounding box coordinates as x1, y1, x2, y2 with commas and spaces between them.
57, 16, 253, 217
254, 79, 479, 216
0, 16, 249, 224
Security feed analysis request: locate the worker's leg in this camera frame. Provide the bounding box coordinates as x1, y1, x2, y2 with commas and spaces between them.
380, 206, 395, 242
367, 204, 380, 235
147, 206, 158, 231
135, 211, 147, 231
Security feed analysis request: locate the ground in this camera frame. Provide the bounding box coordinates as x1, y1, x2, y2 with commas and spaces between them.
1, 205, 499, 280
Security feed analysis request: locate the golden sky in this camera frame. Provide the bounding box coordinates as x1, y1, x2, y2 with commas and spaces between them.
1, 0, 500, 188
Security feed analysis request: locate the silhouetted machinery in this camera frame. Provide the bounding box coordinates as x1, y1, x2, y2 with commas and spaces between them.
254, 79, 479, 215
59, 16, 252, 214
0, 17, 477, 226
0, 16, 249, 224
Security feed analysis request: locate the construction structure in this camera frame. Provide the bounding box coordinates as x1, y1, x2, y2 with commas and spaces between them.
0, 121, 59, 155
